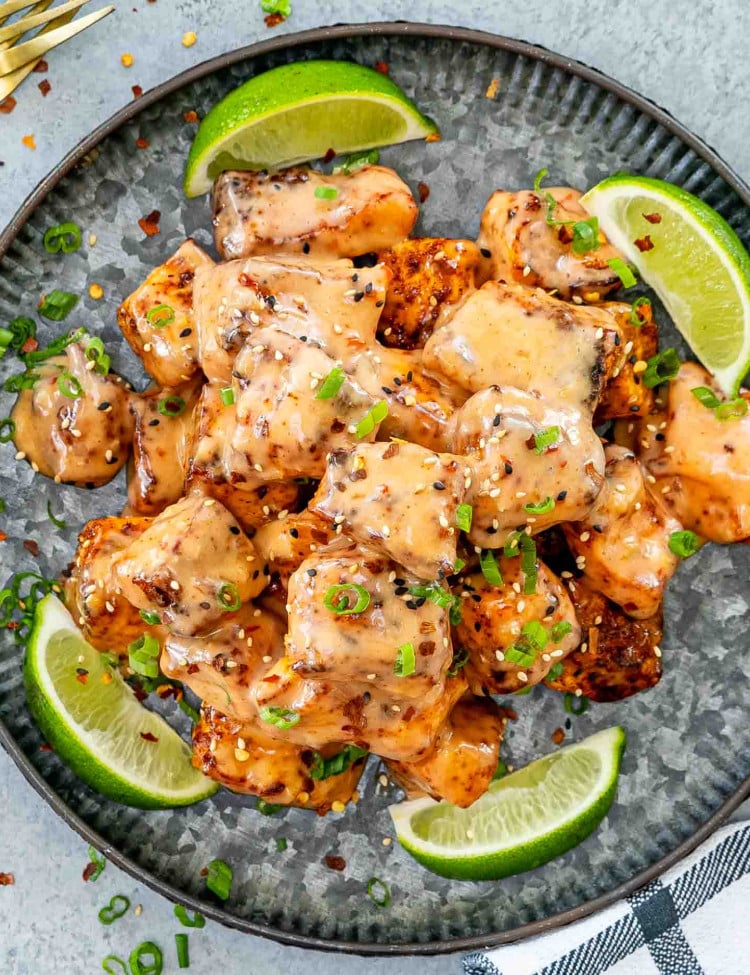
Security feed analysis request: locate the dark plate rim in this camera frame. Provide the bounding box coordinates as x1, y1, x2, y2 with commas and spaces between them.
1, 20, 749, 957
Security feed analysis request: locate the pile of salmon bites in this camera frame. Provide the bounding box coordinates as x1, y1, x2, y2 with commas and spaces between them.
12, 163, 750, 813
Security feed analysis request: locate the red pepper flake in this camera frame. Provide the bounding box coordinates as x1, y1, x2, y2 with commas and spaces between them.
322, 147, 336, 164
264, 11, 284, 27
187, 663, 199, 675
38, 80, 51, 97
0, 96, 17, 114
183, 109, 199, 123
75, 672, 89, 685
23, 539, 40, 557
425, 131, 441, 143
39, 742, 53, 752
0, 532, 7, 544
324, 855, 346, 871
138, 209, 161, 237
643, 212, 662, 224
135, 137, 150, 149
634, 235, 654, 252
132, 84, 143, 99
21, 337, 38, 355
22, 135, 36, 150
200, 867, 208, 876
485, 77, 500, 100
132, 683, 148, 701
140, 731, 159, 742
417, 181, 430, 203
82, 860, 98, 882
33, 60, 49, 73
551, 727, 565, 745
0, 873, 15, 886
374, 60, 389, 75
6, 621, 19, 630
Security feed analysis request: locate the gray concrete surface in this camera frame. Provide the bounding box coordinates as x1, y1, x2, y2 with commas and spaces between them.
1, 1, 749, 972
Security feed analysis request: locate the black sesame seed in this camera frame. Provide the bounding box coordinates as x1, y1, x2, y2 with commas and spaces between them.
407, 371, 413, 382
252, 570, 260, 579
352, 273, 359, 282
149, 418, 160, 427
105, 456, 118, 465
300, 335, 308, 342
302, 242, 310, 254
199, 601, 211, 610
365, 282, 373, 294
229, 526, 240, 535
544, 604, 556, 616
381, 386, 393, 395
593, 524, 604, 533
655, 433, 665, 441
433, 480, 446, 490
486, 526, 498, 534
480, 247, 492, 258
557, 490, 568, 501
471, 593, 482, 603
353, 252, 378, 268
395, 586, 409, 596
493, 414, 502, 427
614, 333, 621, 346
375, 300, 384, 308
179, 327, 192, 338
394, 578, 405, 586
289, 528, 299, 539
504, 462, 514, 475
97, 401, 110, 411
266, 295, 276, 308
257, 485, 268, 499
393, 377, 402, 386
263, 564, 270, 576
629, 404, 641, 412
353, 292, 365, 302
415, 597, 426, 608
307, 568, 317, 577
474, 621, 481, 632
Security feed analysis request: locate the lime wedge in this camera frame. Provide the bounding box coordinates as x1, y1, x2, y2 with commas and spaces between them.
582, 174, 750, 395
184, 59, 439, 197
389, 726, 625, 880
24, 594, 218, 809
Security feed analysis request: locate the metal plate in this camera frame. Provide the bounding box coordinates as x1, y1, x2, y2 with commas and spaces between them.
0, 22, 748, 956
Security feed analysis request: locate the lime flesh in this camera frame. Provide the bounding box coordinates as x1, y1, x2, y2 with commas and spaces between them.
582, 174, 750, 395
184, 59, 439, 196
24, 594, 217, 809
389, 726, 625, 880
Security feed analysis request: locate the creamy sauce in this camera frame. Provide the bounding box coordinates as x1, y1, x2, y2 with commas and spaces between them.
212, 165, 418, 261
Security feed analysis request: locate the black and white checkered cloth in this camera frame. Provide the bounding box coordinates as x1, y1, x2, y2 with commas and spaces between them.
464, 821, 749, 975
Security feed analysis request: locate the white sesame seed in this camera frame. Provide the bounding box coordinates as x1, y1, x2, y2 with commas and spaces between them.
579, 531, 590, 542
654, 646, 662, 658
518, 671, 529, 683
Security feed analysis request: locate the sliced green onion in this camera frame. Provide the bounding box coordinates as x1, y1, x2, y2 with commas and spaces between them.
492, 759, 508, 780
314, 185, 339, 200
544, 191, 560, 226
310, 745, 368, 780
39, 289, 79, 321
607, 257, 637, 289
507, 532, 538, 594
219, 386, 235, 406
453, 557, 466, 574
275, 837, 288, 852
0, 418, 16, 444
479, 549, 503, 586
98, 894, 131, 925
205, 859, 233, 900
47, 500, 66, 529
146, 304, 175, 328
355, 400, 388, 439
366, 877, 391, 908
533, 167, 548, 192
456, 503, 473, 532
57, 371, 83, 399
260, 0, 291, 14
102, 956, 129, 974
86, 845, 106, 882
4, 371, 39, 393
408, 580, 455, 610
4, 316, 36, 350
564, 692, 590, 715
550, 620, 573, 642
217, 582, 241, 612
547, 661, 565, 680
315, 366, 346, 400
715, 397, 748, 420
447, 645, 469, 677
23, 326, 86, 365
669, 529, 699, 558
533, 426, 560, 454
504, 644, 536, 668
85, 337, 110, 375
175, 933, 189, 970
394, 641, 416, 678
521, 620, 549, 652
0, 499, 4, 514
256, 798, 282, 816
128, 633, 160, 679
643, 348, 680, 388
43, 221, 82, 254
333, 148, 380, 174
139, 608, 161, 626
157, 395, 186, 417
129, 941, 163, 975
323, 583, 370, 615
691, 385, 721, 409
571, 217, 600, 255
174, 905, 205, 928
524, 496, 555, 515
259, 706, 300, 730
629, 296, 651, 326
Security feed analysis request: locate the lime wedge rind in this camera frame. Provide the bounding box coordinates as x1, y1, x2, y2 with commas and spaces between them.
184, 59, 439, 197
389, 727, 625, 880
24, 595, 218, 809
582, 174, 750, 395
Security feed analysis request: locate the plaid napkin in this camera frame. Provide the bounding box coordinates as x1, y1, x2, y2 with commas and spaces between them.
464, 820, 750, 975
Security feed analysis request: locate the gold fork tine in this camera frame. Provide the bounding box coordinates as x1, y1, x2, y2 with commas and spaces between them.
0, 0, 42, 22
0, 3, 72, 98
0, 1, 52, 44
0, 0, 92, 46
0, 3, 112, 78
